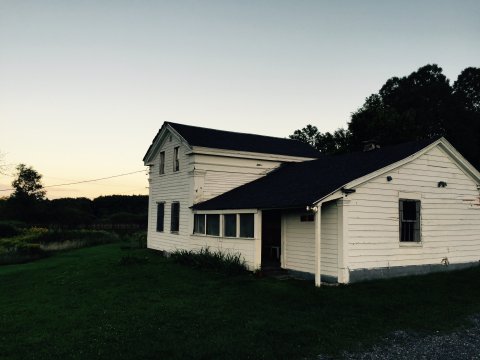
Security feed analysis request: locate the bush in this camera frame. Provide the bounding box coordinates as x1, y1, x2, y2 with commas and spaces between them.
33, 229, 119, 246
171, 247, 248, 275
0, 242, 47, 265
0, 222, 21, 238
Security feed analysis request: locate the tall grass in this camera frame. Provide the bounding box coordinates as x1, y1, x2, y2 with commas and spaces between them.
170, 247, 248, 275
0, 228, 120, 265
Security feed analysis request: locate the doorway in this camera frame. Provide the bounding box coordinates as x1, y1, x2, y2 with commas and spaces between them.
261, 210, 282, 268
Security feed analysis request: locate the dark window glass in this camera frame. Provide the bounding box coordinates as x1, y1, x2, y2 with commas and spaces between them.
194, 214, 205, 234
173, 147, 179, 172
156, 203, 164, 232
224, 214, 237, 237
206, 214, 220, 236
399, 200, 421, 242
171, 202, 180, 232
240, 213, 254, 238
159, 151, 165, 174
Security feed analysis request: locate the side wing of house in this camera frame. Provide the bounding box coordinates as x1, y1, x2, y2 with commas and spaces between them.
344, 144, 480, 282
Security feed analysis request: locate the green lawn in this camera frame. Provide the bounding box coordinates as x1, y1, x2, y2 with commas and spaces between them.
1, 244, 479, 359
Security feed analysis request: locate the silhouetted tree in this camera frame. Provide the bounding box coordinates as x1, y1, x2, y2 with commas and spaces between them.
5, 164, 46, 222
454, 67, 480, 113
11, 164, 46, 201
291, 64, 480, 168
289, 125, 352, 154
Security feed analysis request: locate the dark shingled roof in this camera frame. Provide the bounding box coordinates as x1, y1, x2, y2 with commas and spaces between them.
166, 122, 321, 158
192, 137, 439, 210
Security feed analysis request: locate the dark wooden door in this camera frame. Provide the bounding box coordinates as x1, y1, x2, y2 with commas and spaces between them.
261, 210, 282, 267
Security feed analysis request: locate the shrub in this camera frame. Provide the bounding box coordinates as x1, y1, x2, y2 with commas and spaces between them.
0, 242, 47, 265
171, 247, 248, 275
0, 222, 21, 238
33, 229, 119, 246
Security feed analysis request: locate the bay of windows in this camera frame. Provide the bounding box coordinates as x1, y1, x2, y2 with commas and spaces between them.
193, 213, 254, 238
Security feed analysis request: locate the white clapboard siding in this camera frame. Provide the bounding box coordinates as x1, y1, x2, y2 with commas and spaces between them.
283, 203, 339, 278
147, 134, 193, 252
192, 154, 284, 202
346, 145, 480, 271
189, 235, 256, 268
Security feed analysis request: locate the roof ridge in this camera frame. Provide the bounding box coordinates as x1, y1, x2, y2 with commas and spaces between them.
166, 121, 308, 144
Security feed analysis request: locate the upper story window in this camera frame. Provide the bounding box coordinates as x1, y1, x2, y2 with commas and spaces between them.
399, 199, 421, 242
171, 202, 180, 232
173, 147, 180, 172
159, 151, 165, 175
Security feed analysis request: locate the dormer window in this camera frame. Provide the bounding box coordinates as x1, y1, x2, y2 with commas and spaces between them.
173, 147, 179, 172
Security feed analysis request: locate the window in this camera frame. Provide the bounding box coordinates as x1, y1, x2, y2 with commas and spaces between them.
171, 202, 180, 232
159, 151, 165, 174
240, 213, 254, 238
192, 212, 255, 238
156, 203, 164, 232
399, 199, 421, 242
206, 214, 220, 236
193, 214, 205, 234
300, 214, 314, 222
173, 147, 179, 172
224, 214, 237, 237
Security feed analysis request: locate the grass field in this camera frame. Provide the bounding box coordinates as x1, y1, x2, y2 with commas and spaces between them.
1, 244, 479, 359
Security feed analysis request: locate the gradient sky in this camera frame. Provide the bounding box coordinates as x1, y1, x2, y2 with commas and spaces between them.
1, 0, 479, 199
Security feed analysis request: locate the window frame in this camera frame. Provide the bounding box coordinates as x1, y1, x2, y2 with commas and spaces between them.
156, 202, 165, 232
399, 199, 421, 243
159, 151, 165, 175
173, 147, 180, 172
223, 214, 237, 238
206, 214, 220, 236
192, 212, 256, 239
170, 202, 180, 233
193, 214, 206, 235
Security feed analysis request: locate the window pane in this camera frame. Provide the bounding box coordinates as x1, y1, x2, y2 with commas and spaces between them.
173, 147, 179, 171
194, 214, 205, 234
206, 214, 220, 236
402, 201, 417, 221
159, 151, 165, 174
156, 203, 164, 232
224, 214, 237, 237
171, 202, 180, 232
240, 214, 254, 238
400, 200, 421, 242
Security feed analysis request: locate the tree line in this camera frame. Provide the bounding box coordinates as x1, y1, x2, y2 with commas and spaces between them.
0, 164, 148, 228
290, 64, 480, 169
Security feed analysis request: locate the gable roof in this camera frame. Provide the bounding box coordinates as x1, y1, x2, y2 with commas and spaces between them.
143, 122, 321, 162
192, 137, 454, 211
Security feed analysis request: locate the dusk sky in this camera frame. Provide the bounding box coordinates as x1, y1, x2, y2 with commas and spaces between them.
1, 0, 479, 199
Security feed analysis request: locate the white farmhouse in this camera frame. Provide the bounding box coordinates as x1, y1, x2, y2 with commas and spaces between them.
143, 122, 480, 286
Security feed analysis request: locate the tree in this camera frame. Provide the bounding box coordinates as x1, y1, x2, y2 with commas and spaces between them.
453, 67, 480, 113
11, 164, 46, 201
349, 64, 455, 149
289, 125, 352, 154
290, 64, 480, 168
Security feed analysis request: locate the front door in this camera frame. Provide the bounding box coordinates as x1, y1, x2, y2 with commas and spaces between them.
261, 210, 282, 268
